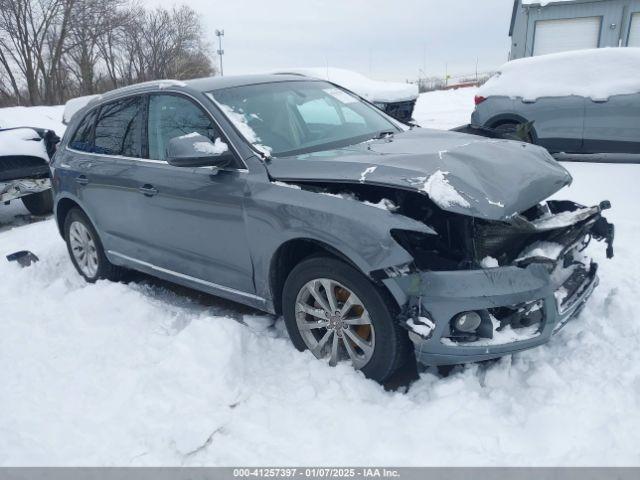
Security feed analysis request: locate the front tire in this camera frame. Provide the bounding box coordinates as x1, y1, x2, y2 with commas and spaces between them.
63, 208, 124, 283
282, 256, 412, 383
21, 189, 53, 215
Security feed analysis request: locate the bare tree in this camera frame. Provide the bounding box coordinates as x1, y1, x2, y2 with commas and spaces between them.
0, 0, 73, 105
0, 1, 215, 106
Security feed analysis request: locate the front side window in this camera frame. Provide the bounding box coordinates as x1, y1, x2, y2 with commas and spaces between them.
207, 80, 400, 157
147, 94, 220, 161
94, 97, 143, 157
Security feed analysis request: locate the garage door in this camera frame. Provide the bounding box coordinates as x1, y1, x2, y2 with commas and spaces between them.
629, 13, 640, 47
533, 17, 601, 56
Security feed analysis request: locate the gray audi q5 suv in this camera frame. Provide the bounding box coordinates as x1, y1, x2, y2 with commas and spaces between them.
53, 75, 614, 382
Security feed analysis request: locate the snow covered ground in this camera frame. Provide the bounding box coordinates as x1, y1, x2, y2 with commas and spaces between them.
1, 89, 639, 466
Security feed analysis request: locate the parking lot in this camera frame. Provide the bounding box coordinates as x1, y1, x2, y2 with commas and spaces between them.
1, 88, 639, 466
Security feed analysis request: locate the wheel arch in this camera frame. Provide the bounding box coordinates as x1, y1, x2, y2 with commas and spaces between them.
485, 113, 538, 143
269, 237, 367, 316
54, 195, 92, 237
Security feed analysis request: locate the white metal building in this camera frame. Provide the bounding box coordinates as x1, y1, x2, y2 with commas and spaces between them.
510, 0, 640, 59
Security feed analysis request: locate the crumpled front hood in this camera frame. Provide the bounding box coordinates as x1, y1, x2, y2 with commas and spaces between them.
266, 128, 572, 221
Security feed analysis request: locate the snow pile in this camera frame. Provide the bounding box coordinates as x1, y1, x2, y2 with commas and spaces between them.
0, 105, 65, 135
517, 241, 565, 262
275, 68, 419, 103
478, 48, 640, 101
193, 138, 228, 155
63, 95, 99, 124
532, 206, 595, 230
481, 256, 499, 268
413, 87, 477, 130
413, 170, 471, 209
0, 128, 49, 161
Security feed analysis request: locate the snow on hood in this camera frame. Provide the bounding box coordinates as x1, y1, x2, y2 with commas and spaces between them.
0, 128, 49, 162
273, 68, 419, 103
63, 94, 100, 124
266, 128, 572, 221
478, 48, 640, 101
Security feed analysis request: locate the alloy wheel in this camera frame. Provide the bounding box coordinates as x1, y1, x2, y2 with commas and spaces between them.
69, 220, 99, 278
294, 278, 375, 369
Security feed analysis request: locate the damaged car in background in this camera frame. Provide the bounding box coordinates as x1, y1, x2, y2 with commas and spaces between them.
1, 127, 59, 215
52, 76, 614, 383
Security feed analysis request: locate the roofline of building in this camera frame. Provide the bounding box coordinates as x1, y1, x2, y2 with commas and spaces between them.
509, 0, 613, 37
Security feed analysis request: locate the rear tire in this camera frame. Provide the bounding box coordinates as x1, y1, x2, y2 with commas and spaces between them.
63, 208, 125, 283
21, 189, 53, 215
282, 256, 412, 383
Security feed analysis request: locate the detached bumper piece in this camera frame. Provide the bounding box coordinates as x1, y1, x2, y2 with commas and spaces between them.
386, 200, 613, 366
1, 178, 51, 203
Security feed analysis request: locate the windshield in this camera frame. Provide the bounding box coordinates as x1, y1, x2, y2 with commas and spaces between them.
206, 80, 401, 157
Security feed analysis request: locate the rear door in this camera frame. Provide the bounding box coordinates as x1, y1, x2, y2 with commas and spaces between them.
583, 93, 640, 154
66, 96, 147, 256
122, 93, 255, 295
533, 17, 601, 56
517, 96, 585, 153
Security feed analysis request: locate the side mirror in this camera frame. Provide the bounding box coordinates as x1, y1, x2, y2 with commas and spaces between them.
166, 133, 234, 168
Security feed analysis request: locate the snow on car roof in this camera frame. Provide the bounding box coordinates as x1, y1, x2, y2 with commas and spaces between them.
63, 94, 101, 124
478, 48, 640, 101
274, 68, 419, 103
0, 128, 49, 161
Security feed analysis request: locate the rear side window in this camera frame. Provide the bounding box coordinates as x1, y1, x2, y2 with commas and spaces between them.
147, 94, 219, 161
69, 109, 97, 152
94, 97, 143, 157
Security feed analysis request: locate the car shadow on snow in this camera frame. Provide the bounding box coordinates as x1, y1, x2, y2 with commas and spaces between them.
119, 269, 451, 392
0, 201, 51, 233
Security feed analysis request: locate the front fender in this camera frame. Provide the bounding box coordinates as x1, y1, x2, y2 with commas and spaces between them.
246, 183, 435, 302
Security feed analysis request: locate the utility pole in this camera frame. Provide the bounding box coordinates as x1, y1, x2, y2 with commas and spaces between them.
215, 29, 225, 76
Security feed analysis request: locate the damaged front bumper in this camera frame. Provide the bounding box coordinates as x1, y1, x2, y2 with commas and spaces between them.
382, 202, 614, 366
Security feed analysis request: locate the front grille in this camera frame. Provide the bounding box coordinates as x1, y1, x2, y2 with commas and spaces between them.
0, 156, 50, 182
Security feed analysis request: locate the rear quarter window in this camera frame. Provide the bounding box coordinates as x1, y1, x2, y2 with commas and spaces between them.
69, 109, 97, 152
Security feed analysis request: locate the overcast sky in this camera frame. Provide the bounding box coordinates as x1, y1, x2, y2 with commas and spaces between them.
143, 0, 514, 81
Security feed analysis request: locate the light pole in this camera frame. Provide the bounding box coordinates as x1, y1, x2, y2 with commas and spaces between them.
215, 29, 225, 76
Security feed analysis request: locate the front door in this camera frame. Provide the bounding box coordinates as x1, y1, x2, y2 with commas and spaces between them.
127, 93, 255, 295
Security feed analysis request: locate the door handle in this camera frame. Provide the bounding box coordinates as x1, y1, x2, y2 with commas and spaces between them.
591, 98, 608, 103
138, 184, 159, 197
75, 175, 89, 185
